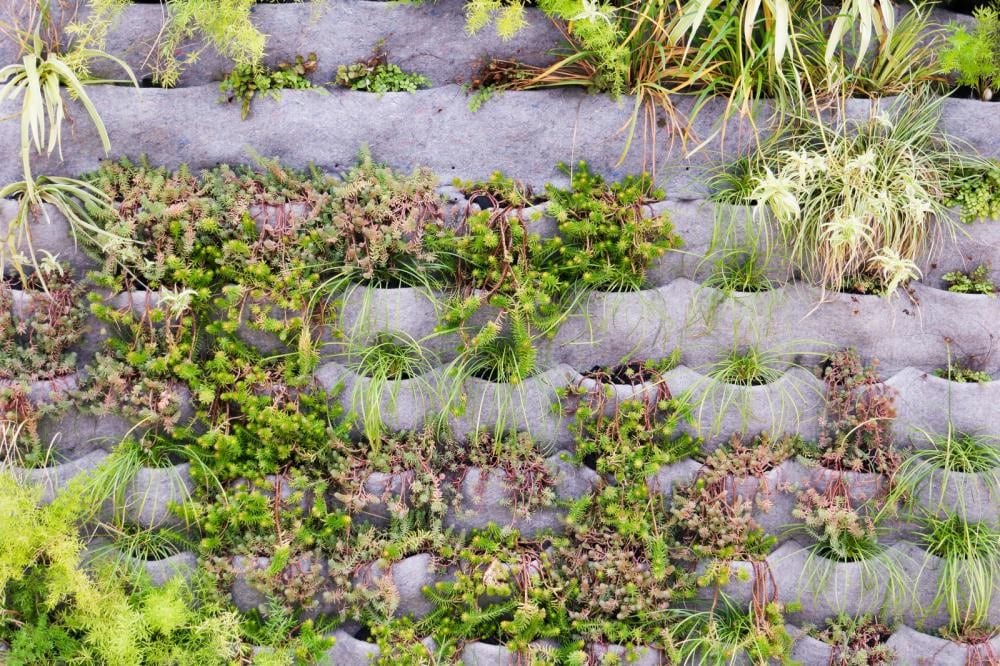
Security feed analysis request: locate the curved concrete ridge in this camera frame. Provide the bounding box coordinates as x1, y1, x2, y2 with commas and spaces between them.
1, 87, 997, 198
717, 540, 1000, 632
6, 373, 197, 462
6, 449, 109, 504
322, 616, 999, 665
0, 0, 564, 88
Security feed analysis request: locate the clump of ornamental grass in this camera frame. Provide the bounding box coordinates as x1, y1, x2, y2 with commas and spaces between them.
732, 96, 966, 294
920, 514, 1000, 633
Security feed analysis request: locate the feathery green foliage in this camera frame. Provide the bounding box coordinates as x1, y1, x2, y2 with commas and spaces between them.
941, 4, 1000, 100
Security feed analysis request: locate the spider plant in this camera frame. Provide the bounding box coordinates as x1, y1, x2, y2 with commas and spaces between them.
668, 0, 896, 71
0, 176, 127, 285
0, 31, 136, 191
919, 513, 1000, 632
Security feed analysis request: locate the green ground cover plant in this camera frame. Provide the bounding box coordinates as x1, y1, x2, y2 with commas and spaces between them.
221, 53, 319, 119
335, 44, 430, 94
942, 264, 996, 294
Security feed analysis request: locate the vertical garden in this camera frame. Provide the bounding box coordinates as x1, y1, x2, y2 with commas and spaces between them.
1, 0, 999, 663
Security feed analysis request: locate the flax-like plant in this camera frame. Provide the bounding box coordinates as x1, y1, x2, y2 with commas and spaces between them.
0, 32, 135, 191
668, 0, 896, 69
505, 0, 716, 166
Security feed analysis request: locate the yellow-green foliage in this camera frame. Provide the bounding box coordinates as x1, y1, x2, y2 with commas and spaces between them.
465, 0, 529, 39
0, 472, 241, 665
70, 0, 266, 87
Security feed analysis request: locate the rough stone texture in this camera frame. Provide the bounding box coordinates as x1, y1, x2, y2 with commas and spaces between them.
885, 625, 1000, 665
4, 0, 564, 88
230, 556, 273, 613
322, 629, 380, 665
140, 550, 199, 586
10, 449, 109, 504
331, 285, 460, 362
550, 280, 1000, 379
351, 553, 437, 619
786, 626, 834, 665
890, 367, 1000, 445
0, 200, 98, 277
117, 464, 195, 529
9, 84, 999, 199
445, 454, 599, 536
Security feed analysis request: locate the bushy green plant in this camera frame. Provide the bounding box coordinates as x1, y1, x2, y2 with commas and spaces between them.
220, 53, 319, 119
0, 472, 242, 665
545, 161, 682, 291
335, 45, 429, 94
941, 4, 1000, 100
947, 161, 1000, 222
320, 149, 446, 287
934, 362, 994, 383
688, 599, 795, 665
942, 264, 996, 295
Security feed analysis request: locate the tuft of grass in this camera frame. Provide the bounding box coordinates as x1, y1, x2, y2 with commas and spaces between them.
710, 346, 784, 386
920, 514, 1000, 632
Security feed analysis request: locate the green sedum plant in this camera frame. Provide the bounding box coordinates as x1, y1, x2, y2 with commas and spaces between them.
545, 161, 681, 292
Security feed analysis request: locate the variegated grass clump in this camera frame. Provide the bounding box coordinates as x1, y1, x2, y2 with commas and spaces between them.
741, 97, 966, 294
